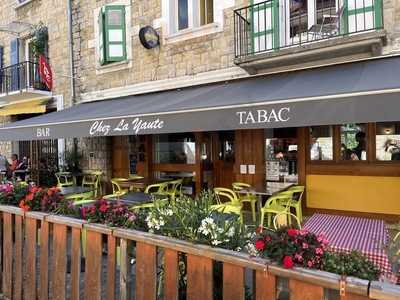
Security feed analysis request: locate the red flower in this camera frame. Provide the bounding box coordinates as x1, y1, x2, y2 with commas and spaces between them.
283, 256, 294, 269
26, 193, 34, 201
99, 203, 108, 213
255, 240, 265, 251
287, 229, 298, 237
264, 235, 271, 242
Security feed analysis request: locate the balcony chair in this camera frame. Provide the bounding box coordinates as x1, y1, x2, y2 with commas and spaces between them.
212, 187, 243, 223
260, 193, 291, 228
278, 186, 305, 222
273, 211, 302, 230
55, 172, 74, 188
232, 182, 258, 222
308, 6, 345, 40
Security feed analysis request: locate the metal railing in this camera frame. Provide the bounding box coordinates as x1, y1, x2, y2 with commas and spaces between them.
234, 0, 383, 59
0, 61, 49, 94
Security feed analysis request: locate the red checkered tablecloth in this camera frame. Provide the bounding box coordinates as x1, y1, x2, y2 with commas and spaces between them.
304, 214, 397, 281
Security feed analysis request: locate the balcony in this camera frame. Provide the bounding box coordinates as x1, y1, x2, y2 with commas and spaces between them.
0, 61, 51, 103
234, 0, 386, 73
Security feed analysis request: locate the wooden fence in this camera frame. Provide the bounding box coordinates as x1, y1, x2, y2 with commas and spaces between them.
0, 205, 399, 300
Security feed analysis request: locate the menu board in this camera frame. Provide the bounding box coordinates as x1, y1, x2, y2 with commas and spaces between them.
266, 161, 280, 181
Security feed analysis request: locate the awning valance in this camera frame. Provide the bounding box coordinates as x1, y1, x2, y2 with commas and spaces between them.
1, 56, 400, 141
0, 97, 50, 116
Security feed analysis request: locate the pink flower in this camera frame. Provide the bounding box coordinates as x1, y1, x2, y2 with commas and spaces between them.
315, 248, 323, 255
299, 229, 308, 236
294, 253, 303, 262
307, 260, 314, 268
302, 242, 309, 249
81, 207, 87, 219
283, 256, 294, 269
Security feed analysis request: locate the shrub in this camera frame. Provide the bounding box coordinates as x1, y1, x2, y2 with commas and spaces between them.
0, 183, 28, 206
254, 227, 328, 269
145, 190, 253, 251
81, 199, 137, 228
322, 251, 380, 281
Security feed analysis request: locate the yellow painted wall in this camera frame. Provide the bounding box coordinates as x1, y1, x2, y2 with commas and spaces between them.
306, 175, 400, 215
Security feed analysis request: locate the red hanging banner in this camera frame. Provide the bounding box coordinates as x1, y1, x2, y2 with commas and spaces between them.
38, 55, 53, 91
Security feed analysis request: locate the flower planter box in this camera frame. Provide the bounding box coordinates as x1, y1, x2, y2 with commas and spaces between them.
0, 204, 398, 299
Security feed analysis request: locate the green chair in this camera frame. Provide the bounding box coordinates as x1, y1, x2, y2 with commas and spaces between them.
232, 182, 258, 222
55, 172, 74, 188
82, 171, 103, 197
212, 187, 243, 223
278, 186, 305, 223
260, 193, 291, 228
273, 211, 302, 230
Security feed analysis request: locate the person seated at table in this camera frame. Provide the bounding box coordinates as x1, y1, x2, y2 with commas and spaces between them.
15, 156, 28, 181
7, 154, 20, 179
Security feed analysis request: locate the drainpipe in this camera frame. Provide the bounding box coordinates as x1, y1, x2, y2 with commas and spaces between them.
67, 0, 79, 167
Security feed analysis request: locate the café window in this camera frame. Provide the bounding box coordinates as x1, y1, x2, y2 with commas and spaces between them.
340, 123, 367, 161
218, 131, 235, 162
265, 128, 298, 184
154, 133, 196, 164
376, 122, 400, 161
309, 126, 333, 161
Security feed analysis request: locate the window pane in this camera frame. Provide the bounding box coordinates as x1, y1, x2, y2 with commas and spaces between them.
108, 44, 123, 57
310, 126, 333, 160
178, 0, 189, 30
376, 122, 400, 161
108, 10, 123, 26
340, 123, 367, 161
200, 0, 214, 25
108, 29, 123, 42
154, 133, 196, 164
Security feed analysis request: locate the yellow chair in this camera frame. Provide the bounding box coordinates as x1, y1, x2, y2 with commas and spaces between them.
273, 211, 302, 230
278, 186, 305, 222
129, 174, 144, 180
65, 191, 94, 202
260, 193, 291, 228
232, 182, 258, 222
165, 179, 183, 201
103, 179, 128, 199
55, 172, 74, 187
82, 171, 103, 198
144, 182, 169, 195
212, 187, 243, 223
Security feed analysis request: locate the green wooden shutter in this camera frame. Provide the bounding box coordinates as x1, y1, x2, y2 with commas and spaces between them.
343, 0, 382, 34
104, 5, 126, 62
251, 0, 279, 53
99, 7, 106, 65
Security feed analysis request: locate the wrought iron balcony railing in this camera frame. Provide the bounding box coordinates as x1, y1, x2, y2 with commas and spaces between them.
0, 61, 49, 95
234, 0, 383, 59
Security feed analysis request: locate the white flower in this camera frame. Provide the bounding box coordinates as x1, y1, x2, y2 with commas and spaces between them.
245, 243, 258, 256
235, 247, 242, 252
227, 227, 235, 237
211, 240, 222, 246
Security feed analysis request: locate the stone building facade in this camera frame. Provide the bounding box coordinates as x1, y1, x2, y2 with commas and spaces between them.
0, 0, 73, 167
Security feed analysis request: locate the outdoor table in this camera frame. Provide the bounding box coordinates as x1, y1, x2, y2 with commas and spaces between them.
59, 186, 92, 196
109, 192, 167, 206
120, 178, 170, 191
304, 214, 396, 281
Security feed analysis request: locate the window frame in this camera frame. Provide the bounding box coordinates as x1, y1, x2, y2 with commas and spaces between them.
99, 5, 127, 65
173, 0, 214, 33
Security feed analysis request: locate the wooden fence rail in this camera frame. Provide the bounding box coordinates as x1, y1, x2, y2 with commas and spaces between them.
0, 206, 399, 300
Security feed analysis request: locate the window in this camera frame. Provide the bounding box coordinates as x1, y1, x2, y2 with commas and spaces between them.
340, 123, 367, 161
154, 133, 196, 164
376, 122, 400, 161
98, 5, 126, 65
173, 0, 214, 33
309, 126, 333, 160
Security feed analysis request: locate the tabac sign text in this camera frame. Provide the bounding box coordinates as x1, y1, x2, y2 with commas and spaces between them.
236, 107, 291, 125
89, 117, 164, 136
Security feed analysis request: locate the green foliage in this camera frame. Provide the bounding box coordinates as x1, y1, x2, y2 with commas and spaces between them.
0, 183, 28, 206
30, 22, 48, 56
322, 251, 381, 281
146, 190, 253, 251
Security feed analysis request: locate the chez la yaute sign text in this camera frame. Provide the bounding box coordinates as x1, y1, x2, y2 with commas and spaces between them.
2, 91, 400, 141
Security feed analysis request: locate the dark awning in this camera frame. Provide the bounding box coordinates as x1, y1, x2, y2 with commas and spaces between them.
1, 56, 400, 141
